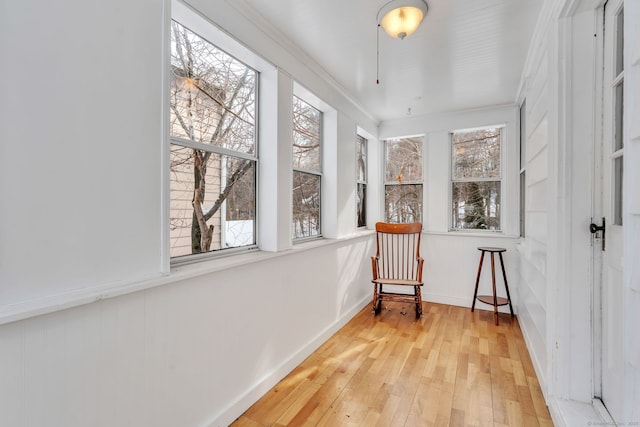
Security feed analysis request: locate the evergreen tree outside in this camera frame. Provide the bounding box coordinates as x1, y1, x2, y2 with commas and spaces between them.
463, 182, 488, 229
450, 127, 502, 230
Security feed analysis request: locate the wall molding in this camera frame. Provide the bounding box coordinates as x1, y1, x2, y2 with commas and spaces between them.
0, 234, 374, 326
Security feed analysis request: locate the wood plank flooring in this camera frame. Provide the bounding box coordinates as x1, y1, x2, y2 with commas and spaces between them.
231, 302, 553, 427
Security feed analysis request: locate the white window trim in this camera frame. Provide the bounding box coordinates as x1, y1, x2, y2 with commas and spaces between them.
168, 1, 268, 266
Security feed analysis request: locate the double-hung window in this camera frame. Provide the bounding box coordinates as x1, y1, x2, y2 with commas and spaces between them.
169, 20, 258, 260
292, 96, 322, 240
383, 136, 423, 223
356, 135, 367, 228
451, 127, 502, 231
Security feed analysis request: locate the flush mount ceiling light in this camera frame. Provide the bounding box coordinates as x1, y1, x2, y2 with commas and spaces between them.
377, 0, 429, 40
376, 0, 428, 84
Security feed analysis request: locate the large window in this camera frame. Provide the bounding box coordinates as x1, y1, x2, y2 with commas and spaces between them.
169, 20, 258, 259
292, 96, 322, 240
356, 135, 367, 228
451, 127, 502, 231
384, 136, 423, 223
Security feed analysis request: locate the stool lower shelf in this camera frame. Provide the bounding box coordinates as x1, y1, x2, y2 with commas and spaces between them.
476, 295, 510, 306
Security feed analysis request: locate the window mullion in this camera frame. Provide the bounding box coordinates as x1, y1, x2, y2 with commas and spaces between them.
170, 137, 257, 161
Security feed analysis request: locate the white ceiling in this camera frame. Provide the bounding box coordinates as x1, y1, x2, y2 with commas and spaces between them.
239, 0, 543, 122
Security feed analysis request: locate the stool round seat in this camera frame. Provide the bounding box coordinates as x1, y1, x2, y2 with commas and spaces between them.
477, 247, 506, 252
471, 246, 513, 325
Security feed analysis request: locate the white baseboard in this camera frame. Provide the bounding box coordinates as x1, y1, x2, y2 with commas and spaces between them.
548, 397, 611, 427
203, 295, 371, 427
516, 311, 548, 400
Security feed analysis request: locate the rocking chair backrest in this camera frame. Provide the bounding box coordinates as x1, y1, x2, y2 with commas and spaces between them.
374, 222, 422, 281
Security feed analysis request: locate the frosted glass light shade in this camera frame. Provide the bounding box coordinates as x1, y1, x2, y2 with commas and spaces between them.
377, 0, 428, 40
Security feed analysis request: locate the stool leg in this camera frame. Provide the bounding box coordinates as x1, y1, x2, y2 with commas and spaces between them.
491, 252, 499, 325
471, 251, 485, 312
498, 252, 514, 316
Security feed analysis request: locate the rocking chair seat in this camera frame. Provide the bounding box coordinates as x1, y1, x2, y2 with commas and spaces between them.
372, 278, 422, 286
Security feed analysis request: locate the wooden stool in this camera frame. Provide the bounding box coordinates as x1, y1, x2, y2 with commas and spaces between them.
471, 247, 514, 325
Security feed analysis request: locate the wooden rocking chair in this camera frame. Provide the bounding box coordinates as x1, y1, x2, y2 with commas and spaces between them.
371, 222, 424, 319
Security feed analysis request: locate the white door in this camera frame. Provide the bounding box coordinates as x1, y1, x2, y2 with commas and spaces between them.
594, 0, 625, 421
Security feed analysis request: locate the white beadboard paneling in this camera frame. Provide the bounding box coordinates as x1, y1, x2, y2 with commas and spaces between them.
527, 179, 549, 215
521, 235, 548, 280
527, 211, 548, 244
97, 294, 146, 427
423, 233, 519, 311
527, 115, 549, 164
527, 147, 549, 189
64, 305, 103, 426
628, 288, 640, 419
528, 57, 549, 137
236, 0, 541, 120
144, 278, 224, 427
23, 312, 69, 426
0, 322, 24, 427
516, 292, 547, 384
0, 236, 373, 427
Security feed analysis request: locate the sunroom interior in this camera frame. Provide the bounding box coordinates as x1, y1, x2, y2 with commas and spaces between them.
1, 0, 640, 426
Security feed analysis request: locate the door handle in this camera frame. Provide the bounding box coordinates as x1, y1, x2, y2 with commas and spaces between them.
590, 217, 606, 251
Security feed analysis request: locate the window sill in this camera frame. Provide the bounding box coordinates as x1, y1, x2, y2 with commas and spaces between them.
424, 230, 520, 239
0, 231, 375, 326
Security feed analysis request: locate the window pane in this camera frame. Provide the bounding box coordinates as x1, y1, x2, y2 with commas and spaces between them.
385, 184, 423, 224
451, 181, 501, 230
170, 145, 256, 257
614, 157, 623, 225
357, 135, 367, 182
170, 21, 256, 154
520, 100, 526, 169
357, 183, 367, 228
452, 128, 501, 180
615, 8, 624, 76
520, 171, 526, 237
292, 97, 321, 173
615, 82, 624, 151
292, 171, 321, 239
385, 137, 423, 182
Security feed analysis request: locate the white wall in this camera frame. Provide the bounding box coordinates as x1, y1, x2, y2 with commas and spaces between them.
0, 0, 166, 310
0, 0, 379, 425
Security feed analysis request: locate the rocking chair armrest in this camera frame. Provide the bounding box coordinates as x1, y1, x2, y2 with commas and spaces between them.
371, 256, 379, 280
416, 257, 424, 282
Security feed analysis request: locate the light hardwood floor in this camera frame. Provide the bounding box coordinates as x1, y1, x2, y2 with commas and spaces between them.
231, 302, 553, 427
